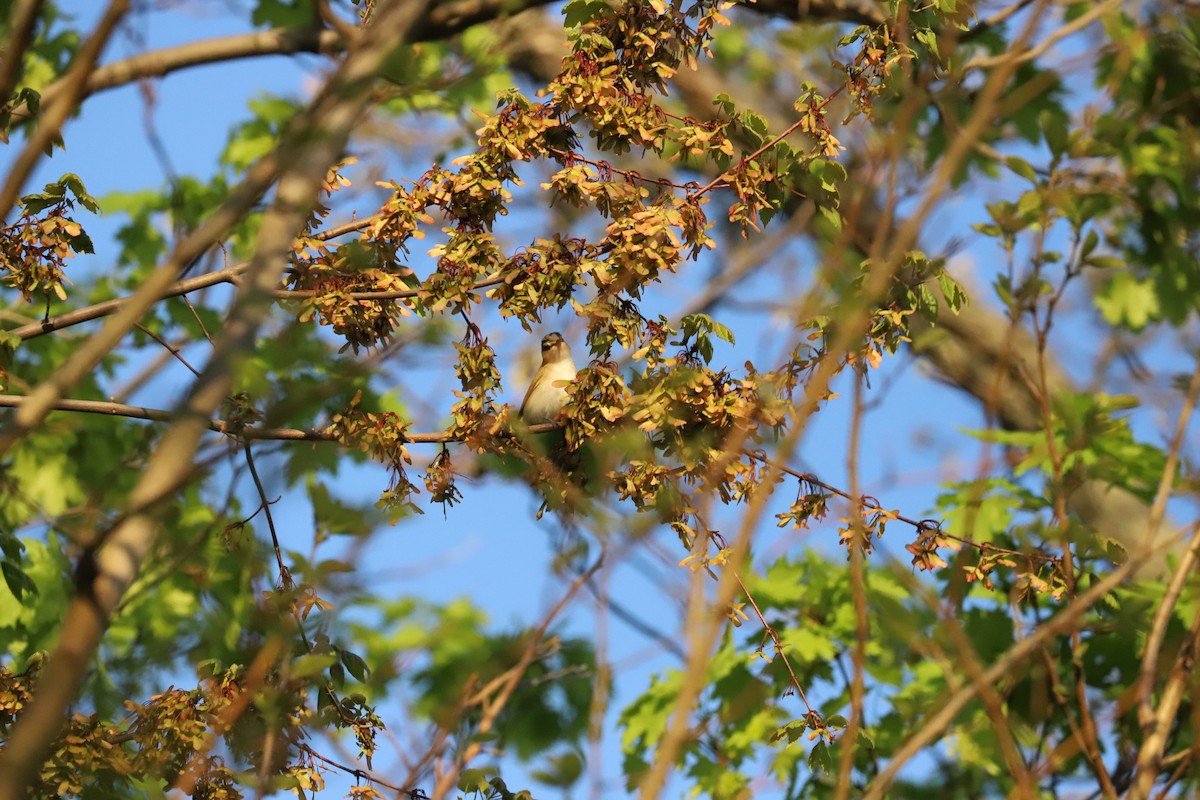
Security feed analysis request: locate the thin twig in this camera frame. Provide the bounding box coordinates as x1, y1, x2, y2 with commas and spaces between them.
300, 743, 427, 798
751, 449, 1059, 564
729, 567, 814, 713
133, 323, 200, 377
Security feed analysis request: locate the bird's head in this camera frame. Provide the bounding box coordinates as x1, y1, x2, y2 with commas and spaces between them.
540, 331, 570, 364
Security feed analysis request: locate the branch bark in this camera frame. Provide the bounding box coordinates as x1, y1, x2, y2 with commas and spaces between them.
0, 0, 45, 108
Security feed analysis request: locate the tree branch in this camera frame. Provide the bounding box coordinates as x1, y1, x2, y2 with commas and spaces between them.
750, 0, 885, 26
16, 0, 570, 122
8, 216, 373, 341
964, 0, 1120, 71
9, 0, 887, 126
35, 28, 343, 116
0, 393, 563, 443
0, 0, 45, 109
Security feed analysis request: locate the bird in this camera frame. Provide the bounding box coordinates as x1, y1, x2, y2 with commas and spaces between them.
519, 331, 577, 424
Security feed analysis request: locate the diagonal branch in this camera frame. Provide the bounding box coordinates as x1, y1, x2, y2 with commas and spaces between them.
12, 28, 344, 123
0, 0, 45, 107
0, 0, 129, 221
0, 3, 434, 796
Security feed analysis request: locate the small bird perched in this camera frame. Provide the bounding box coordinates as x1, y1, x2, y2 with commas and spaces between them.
519, 331, 577, 424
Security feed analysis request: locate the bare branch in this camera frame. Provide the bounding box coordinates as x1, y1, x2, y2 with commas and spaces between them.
749, 0, 885, 26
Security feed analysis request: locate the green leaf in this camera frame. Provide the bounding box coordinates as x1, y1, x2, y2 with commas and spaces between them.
563, 0, 608, 27
915, 28, 939, 60
808, 739, 832, 773
1005, 155, 1037, 182
0, 533, 25, 561
458, 768, 491, 793
60, 173, 99, 211
1086, 254, 1125, 270
1080, 228, 1099, 260
1, 561, 37, 603
68, 229, 94, 255
530, 751, 583, 788
1095, 272, 1160, 331
250, 0, 313, 27
915, 282, 939, 320
339, 648, 370, 682
937, 272, 967, 312
291, 652, 337, 679
1041, 108, 1068, 157
328, 661, 345, 688
818, 202, 843, 232
741, 110, 769, 138
709, 319, 736, 344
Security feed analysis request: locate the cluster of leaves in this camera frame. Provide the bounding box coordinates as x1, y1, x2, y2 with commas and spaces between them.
0, 661, 312, 799
324, 391, 421, 519
1093, 9, 1200, 327
0, 175, 97, 308
281, 1, 963, 532
278, 0, 914, 369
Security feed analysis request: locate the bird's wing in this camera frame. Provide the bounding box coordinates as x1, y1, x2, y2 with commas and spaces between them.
519, 369, 543, 416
